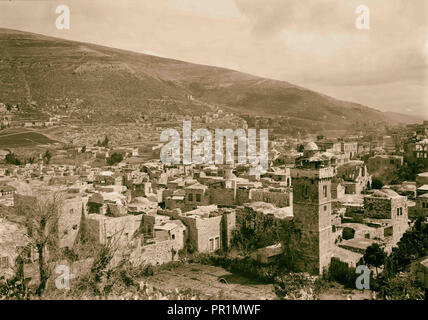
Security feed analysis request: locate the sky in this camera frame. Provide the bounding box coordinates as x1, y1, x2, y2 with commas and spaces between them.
0, 0, 427, 118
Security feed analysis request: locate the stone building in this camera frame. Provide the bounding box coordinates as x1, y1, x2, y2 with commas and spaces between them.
415, 139, 428, 162
13, 190, 88, 249
290, 142, 334, 275
0, 218, 29, 279
336, 161, 372, 194
184, 182, 209, 211
416, 172, 428, 188
415, 194, 428, 219
341, 141, 358, 160
315, 138, 342, 154
363, 187, 409, 246
367, 155, 403, 174
86, 213, 142, 247
178, 205, 236, 253
130, 214, 186, 266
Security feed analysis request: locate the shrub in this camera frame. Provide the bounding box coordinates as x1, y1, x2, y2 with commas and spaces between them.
371, 177, 383, 189
107, 153, 123, 166
342, 227, 355, 240
274, 273, 319, 300
325, 258, 358, 288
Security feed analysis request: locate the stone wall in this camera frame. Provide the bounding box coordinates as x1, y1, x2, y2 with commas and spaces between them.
129, 239, 183, 266
250, 189, 292, 207
208, 188, 235, 206
87, 214, 142, 246
179, 215, 223, 253
58, 197, 87, 248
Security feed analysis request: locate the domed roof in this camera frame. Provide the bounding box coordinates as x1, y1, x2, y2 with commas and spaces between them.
304, 142, 319, 151
372, 187, 399, 198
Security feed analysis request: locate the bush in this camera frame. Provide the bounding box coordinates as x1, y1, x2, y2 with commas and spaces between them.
0, 276, 31, 300
325, 258, 358, 288
373, 272, 424, 300
274, 273, 319, 300
107, 153, 123, 166
342, 227, 355, 240
371, 177, 383, 189
5, 152, 21, 165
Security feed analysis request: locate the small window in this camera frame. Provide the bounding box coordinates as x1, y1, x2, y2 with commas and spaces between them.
324, 205, 328, 212
215, 237, 220, 250
0, 256, 9, 269
172, 234, 175, 240
196, 194, 201, 202
209, 238, 214, 252
188, 193, 193, 201
323, 185, 328, 198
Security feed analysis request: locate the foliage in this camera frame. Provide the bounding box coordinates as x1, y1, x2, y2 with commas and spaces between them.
26, 157, 35, 164
15, 193, 62, 296
43, 150, 52, 164
373, 272, 425, 300
371, 177, 383, 189
368, 218, 428, 300
0, 276, 31, 300
107, 153, 123, 166
85, 241, 118, 296
384, 218, 428, 275
363, 243, 386, 275
231, 208, 296, 253
324, 258, 358, 289
5, 152, 21, 165
342, 227, 355, 240
97, 136, 109, 147
397, 161, 426, 182
274, 273, 320, 300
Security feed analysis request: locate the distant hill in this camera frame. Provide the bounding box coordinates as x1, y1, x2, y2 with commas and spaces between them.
0, 28, 413, 131
384, 111, 424, 125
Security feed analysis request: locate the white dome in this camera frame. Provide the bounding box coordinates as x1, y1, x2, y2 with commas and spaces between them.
304, 142, 319, 151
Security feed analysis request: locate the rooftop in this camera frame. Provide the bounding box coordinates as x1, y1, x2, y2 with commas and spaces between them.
305, 142, 318, 151
369, 187, 400, 198
340, 238, 378, 251
245, 202, 293, 219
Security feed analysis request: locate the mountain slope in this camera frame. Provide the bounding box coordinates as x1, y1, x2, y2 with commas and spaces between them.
0, 28, 389, 128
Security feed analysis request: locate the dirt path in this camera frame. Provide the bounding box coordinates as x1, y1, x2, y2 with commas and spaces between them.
145, 263, 277, 300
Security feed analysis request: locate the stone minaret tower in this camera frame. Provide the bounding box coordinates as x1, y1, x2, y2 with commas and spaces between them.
290, 142, 333, 275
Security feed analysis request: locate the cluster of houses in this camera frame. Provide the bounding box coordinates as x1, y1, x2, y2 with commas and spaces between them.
0, 124, 427, 282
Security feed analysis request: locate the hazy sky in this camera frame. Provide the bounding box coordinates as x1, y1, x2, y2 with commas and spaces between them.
1, 0, 427, 118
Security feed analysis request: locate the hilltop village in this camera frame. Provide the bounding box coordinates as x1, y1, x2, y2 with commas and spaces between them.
0, 115, 427, 298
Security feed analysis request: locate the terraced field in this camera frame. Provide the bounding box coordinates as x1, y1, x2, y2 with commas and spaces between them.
0, 129, 57, 147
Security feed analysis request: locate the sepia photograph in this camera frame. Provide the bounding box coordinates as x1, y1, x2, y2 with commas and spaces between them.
0, 0, 427, 312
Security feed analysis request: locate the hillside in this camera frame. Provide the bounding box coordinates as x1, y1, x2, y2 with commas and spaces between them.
0, 28, 391, 129
384, 112, 424, 125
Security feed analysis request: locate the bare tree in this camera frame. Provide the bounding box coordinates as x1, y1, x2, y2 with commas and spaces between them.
16, 192, 63, 296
